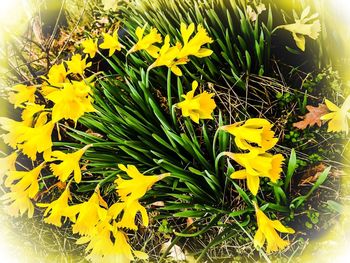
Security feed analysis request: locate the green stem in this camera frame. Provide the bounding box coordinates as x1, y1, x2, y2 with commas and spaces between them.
212, 127, 221, 161
167, 68, 172, 114
214, 150, 227, 176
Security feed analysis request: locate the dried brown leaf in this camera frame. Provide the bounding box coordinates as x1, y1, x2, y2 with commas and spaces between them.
293, 104, 329, 130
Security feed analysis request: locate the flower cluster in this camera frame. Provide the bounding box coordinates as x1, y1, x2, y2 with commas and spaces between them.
0, 22, 214, 262
221, 118, 284, 195
219, 118, 294, 253
0, 50, 96, 217
37, 166, 168, 262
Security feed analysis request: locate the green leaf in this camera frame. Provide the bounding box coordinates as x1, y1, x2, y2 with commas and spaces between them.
284, 148, 297, 192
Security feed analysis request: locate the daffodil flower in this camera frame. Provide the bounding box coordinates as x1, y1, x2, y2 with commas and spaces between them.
16, 121, 55, 160
254, 202, 295, 253
99, 30, 124, 56
321, 95, 350, 134
148, 35, 187, 76
81, 38, 98, 58
72, 189, 108, 235
50, 144, 92, 183
128, 25, 162, 58
37, 186, 79, 227
78, 223, 148, 262
8, 84, 36, 108
21, 103, 46, 126
0, 152, 17, 184
177, 80, 216, 123
109, 199, 149, 230
46, 81, 95, 123
177, 23, 213, 59
1, 162, 45, 218
276, 6, 321, 51
1, 189, 35, 218
115, 164, 169, 202
65, 54, 92, 76
225, 150, 284, 195
221, 118, 278, 152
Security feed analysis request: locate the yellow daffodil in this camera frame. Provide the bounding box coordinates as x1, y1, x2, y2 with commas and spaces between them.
0, 152, 17, 184
225, 150, 284, 195
221, 118, 278, 152
50, 144, 92, 183
112, 229, 148, 263
0, 117, 28, 149
1, 189, 35, 218
177, 23, 213, 59
321, 95, 350, 134
72, 189, 108, 235
78, 222, 148, 263
77, 219, 115, 262
109, 199, 148, 230
8, 84, 36, 108
128, 26, 162, 58
41, 63, 68, 95
254, 202, 295, 253
46, 81, 95, 123
21, 103, 47, 126
276, 6, 321, 51
82, 38, 98, 58
177, 80, 216, 123
42, 63, 67, 86
4, 162, 45, 198
37, 186, 79, 227
2, 163, 45, 217
16, 121, 55, 160
65, 54, 92, 76
99, 30, 123, 57
148, 35, 188, 76
115, 164, 169, 202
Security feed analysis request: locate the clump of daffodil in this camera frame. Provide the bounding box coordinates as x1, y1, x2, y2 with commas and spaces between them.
177, 80, 216, 123
321, 95, 350, 134
99, 29, 124, 56
81, 38, 99, 58
46, 80, 95, 123
254, 202, 295, 253
127, 25, 162, 57
37, 185, 79, 227
224, 150, 284, 195
275, 6, 321, 51
50, 144, 92, 183
221, 118, 278, 152
1, 162, 45, 218
8, 84, 36, 108
65, 54, 92, 76
115, 164, 170, 202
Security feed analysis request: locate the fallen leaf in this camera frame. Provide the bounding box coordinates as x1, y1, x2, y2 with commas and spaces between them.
151, 201, 165, 207
161, 240, 186, 261
300, 164, 341, 185
293, 104, 329, 130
